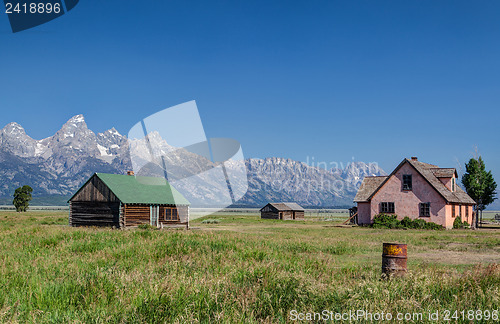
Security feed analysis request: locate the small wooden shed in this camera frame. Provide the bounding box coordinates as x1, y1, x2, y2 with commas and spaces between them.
68, 173, 190, 229
260, 202, 305, 220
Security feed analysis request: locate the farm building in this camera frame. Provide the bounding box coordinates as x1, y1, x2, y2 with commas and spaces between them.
260, 202, 305, 220
68, 172, 190, 229
354, 157, 476, 229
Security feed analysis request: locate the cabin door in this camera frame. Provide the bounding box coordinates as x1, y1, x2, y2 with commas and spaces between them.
279, 212, 283, 220
150, 206, 159, 227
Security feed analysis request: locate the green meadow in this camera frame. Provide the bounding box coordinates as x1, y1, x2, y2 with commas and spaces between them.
0, 211, 499, 323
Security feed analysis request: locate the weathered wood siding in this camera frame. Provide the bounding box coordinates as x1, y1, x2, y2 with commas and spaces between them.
123, 204, 189, 227
123, 205, 150, 227
70, 175, 121, 227
261, 204, 278, 219
261, 211, 279, 219
294, 211, 305, 219
281, 211, 293, 220
71, 175, 119, 202
70, 201, 120, 227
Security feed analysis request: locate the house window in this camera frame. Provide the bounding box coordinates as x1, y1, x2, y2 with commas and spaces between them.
459, 205, 462, 219
403, 174, 412, 190
380, 202, 395, 214
419, 202, 431, 217
451, 178, 455, 192
165, 207, 179, 221
465, 206, 469, 219
451, 205, 456, 218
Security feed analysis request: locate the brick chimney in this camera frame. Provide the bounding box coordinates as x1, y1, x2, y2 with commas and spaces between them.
411, 156, 418, 161
127, 171, 135, 176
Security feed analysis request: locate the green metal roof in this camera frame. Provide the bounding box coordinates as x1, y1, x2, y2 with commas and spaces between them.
94, 173, 190, 205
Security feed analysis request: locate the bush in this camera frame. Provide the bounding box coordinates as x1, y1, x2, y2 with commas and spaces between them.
201, 219, 221, 224
138, 224, 155, 230
401, 216, 443, 230
372, 214, 443, 230
372, 214, 402, 229
453, 217, 470, 229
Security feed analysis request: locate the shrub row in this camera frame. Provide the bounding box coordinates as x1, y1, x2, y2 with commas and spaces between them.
201, 219, 221, 224
372, 214, 444, 230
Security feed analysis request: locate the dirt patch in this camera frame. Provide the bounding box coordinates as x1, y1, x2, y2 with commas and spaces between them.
413, 250, 500, 265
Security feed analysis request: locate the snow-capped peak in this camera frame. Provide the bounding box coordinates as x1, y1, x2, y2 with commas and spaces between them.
2, 122, 26, 135
68, 114, 85, 124
107, 127, 121, 136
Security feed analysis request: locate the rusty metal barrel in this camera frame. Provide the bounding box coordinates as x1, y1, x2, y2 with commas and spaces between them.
382, 243, 407, 277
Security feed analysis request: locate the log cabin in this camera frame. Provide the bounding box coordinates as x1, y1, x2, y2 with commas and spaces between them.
260, 202, 305, 220
68, 172, 190, 229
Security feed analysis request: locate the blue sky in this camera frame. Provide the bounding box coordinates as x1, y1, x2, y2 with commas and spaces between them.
0, 0, 499, 179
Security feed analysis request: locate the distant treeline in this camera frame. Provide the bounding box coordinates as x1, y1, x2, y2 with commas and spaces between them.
0, 195, 70, 206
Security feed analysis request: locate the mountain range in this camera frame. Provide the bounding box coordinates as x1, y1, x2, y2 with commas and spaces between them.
0, 115, 387, 207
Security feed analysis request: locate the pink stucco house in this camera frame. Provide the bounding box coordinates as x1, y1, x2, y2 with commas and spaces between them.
354, 157, 476, 229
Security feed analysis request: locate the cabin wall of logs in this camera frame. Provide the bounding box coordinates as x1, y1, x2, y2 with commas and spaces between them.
122, 204, 189, 227
69, 202, 189, 229
260, 211, 280, 219
69, 201, 121, 227
292, 211, 305, 220
69, 174, 189, 229
260, 210, 295, 220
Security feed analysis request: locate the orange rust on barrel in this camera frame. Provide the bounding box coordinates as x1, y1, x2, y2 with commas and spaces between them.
382, 243, 407, 277
382, 243, 407, 257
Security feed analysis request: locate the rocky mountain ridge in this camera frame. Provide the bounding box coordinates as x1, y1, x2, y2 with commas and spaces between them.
0, 115, 386, 207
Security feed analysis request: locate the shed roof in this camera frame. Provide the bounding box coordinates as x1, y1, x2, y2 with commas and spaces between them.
70, 173, 190, 205
282, 202, 305, 211
262, 202, 305, 211
354, 158, 476, 205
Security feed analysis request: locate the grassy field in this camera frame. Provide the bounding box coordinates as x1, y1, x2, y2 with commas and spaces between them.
0, 211, 499, 323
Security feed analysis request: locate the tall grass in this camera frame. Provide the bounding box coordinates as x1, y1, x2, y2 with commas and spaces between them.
0, 211, 498, 323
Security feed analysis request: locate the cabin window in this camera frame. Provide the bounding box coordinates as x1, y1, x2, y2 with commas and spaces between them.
380, 202, 395, 214
165, 207, 179, 221
451, 205, 456, 218
465, 206, 469, 219
459, 205, 462, 218
402, 174, 412, 190
419, 202, 430, 217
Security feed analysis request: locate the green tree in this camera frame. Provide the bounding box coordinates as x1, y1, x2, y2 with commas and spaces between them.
13, 185, 33, 212
462, 156, 497, 228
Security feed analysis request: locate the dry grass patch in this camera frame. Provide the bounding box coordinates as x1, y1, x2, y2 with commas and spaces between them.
0, 211, 498, 323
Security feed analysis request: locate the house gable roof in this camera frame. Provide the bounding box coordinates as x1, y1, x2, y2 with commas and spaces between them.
354, 158, 476, 205
353, 176, 388, 202
69, 173, 190, 205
